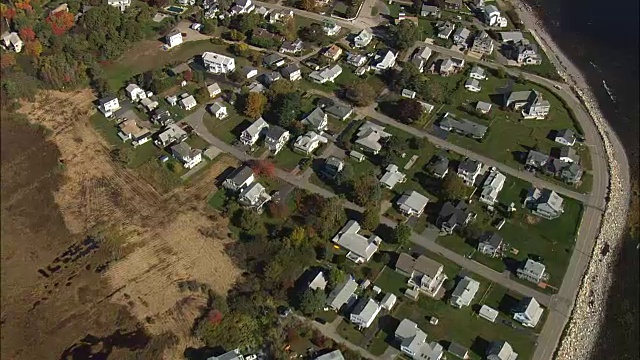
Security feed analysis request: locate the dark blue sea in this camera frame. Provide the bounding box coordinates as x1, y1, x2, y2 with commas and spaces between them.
523, 0, 639, 358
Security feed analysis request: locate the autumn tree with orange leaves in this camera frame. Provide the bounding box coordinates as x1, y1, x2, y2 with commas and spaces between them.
19, 27, 36, 42
46, 11, 74, 36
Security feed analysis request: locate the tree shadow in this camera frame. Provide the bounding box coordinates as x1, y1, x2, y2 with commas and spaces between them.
374, 223, 396, 244
470, 336, 490, 358
184, 346, 225, 360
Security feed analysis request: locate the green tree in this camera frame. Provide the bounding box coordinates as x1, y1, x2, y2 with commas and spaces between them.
270, 92, 301, 128
195, 311, 262, 350
344, 80, 376, 107
362, 205, 380, 231
328, 267, 346, 288
244, 92, 268, 119
441, 172, 468, 200
266, 79, 295, 101
227, 29, 247, 41
396, 98, 424, 124
236, 208, 262, 232
393, 223, 412, 247
298, 289, 326, 315
352, 173, 381, 207
443, 278, 455, 291
236, 12, 262, 32
314, 197, 347, 239
392, 20, 419, 50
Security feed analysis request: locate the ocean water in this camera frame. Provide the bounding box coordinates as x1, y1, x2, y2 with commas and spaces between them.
522, 0, 639, 359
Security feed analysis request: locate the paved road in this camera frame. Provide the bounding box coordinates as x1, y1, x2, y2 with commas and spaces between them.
255, 0, 360, 30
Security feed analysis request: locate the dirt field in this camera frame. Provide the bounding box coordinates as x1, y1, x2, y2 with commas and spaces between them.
1, 89, 241, 359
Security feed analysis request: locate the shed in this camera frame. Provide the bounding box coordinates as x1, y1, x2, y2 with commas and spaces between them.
479, 304, 499, 322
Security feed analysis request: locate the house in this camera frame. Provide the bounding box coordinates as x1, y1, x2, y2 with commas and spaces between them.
487, 341, 518, 360
202, 52, 236, 74
470, 31, 494, 55
483, 5, 507, 27
421, 4, 440, 17
397, 191, 429, 217
380, 164, 407, 189
261, 71, 282, 86
247, 81, 265, 94
240, 117, 269, 146
525, 150, 550, 168
171, 142, 203, 169
517, 258, 547, 284
324, 103, 353, 120
436, 21, 455, 39
264, 126, 290, 154
208, 102, 228, 119
125, 84, 147, 102
524, 187, 564, 219
457, 157, 483, 186
321, 156, 344, 179
395, 253, 447, 298
555, 129, 577, 146
207, 349, 244, 360
307, 270, 328, 291
355, 121, 391, 154
419, 101, 435, 114
166, 95, 178, 106
332, 220, 381, 263
309, 64, 343, 84
447, 343, 469, 359
323, 19, 341, 36
323, 44, 343, 61
504, 39, 542, 64
315, 350, 345, 360
480, 167, 506, 205
179, 95, 197, 111
267, 8, 293, 23
346, 53, 368, 67
437, 57, 465, 76
561, 162, 584, 184
479, 305, 499, 322
477, 232, 504, 257
223, 165, 255, 192
97, 95, 120, 117
280, 39, 304, 54
464, 78, 481, 92
302, 107, 328, 132
326, 278, 358, 311
439, 113, 488, 139
444, 0, 462, 9
395, 319, 444, 360
350, 298, 381, 329
453, 27, 471, 46
151, 109, 174, 126
207, 83, 222, 98
239, 66, 258, 79
559, 146, 579, 163
498, 31, 525, 43
513, 297, 544, 328
354, 29, 373, 48
437, 201, 475, 234
402, 89, 417, 99
427, 153, 449, 178
117, 119, 151, 146
411, 47, 433, 71
107, 0, 131, 11
476, 101, 492, 114
232, 0, 255, 14
155, 124, 187, 147
253, 28, 285, 44
263, 53, 286, 68
470, 65, 486, 80
293, 131, 328, 155
450, 276, 480, 308
505, 90, 550, 119
238, 182, 272, 210
166, 30, 183, 48
280, 64, 302, 81
140, 97, 159, 112
372, 49, 397, 72
380, 293, 397, 310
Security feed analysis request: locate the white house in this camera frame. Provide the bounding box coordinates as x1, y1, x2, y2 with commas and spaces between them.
395, 253, 447, 298
479, 305, 499, 323
350, 298, 381, 329
372, 50, 397, 73
326, 278, 358, 311
480, 167, 506, 205
513, 297, 544, 328
380, 164, 406, 189
207, 83, 222, 98
470, 65, 486, 80
202, 52, 236, 74
332, 220, 381, 264
117, 119, 151, 146
554, 129, 576, 146
155, 124, 187, 148
179, 95, 197, 110
170, 142, 203, 169
166, 30, 183, 48
355, 121, 392, 154
380, 293, 397, 310
208, 102, 228, 119
1, 32, 24, 53
223, 166, 255, 192
464, 78, 481, 92
483, 5, 507, 27
239, 182, 272, 210
240, 117, 269, 146
401, 89, 417, 99
517, 258, 547, 284
264, 125, 290, 154
309, 64, 343, 84
293, 131, 328, 155
354, 28, 373, 48
239, 66, 259, 79
346, 53, 368, 67
457, 158, 483, 186
280, 64, 302, 81
487, 341, 519, 360
232, 0, 255, 14
302, 107, 328, 132
322, 19, 341, 36
107, 0, 131, 12
125, 84, 147, 102
140, 97, 159, 112
395, 319, 444, 360
308, 270, 328, 291
97, 95, 120, 117
396, 191, 429, 216
450, 276, 480, 308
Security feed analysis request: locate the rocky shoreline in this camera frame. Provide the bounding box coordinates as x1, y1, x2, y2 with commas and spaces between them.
506, 1, 632, 359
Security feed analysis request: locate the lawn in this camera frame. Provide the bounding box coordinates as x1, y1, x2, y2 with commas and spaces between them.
516, 32, 562, 81
273, 146, 307, 171
185, 134, 211, 150
203, 108, 248, 145
207, 188, 228, 211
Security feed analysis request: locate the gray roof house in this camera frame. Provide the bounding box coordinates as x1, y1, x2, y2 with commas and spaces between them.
450, 276, 480, 308
464, 78, 481, 92
302, 107, 328, 132
436, 21, 456, 39
437, 201, 475, 234
355, 121, 391, 154
470, 65, 486, 80
354, 28, 373, 48
421, 4, 440, 17
471, 30, 494, 55
516, 258, 547, 284
448, 342, 470, 359
396, 191, 429, 217
487, 341, 519, 360
457, 157, 483, 186
505, 90, 550, 119
309, 64, 343, 84
280, 63, 302, 81
207, 349, 244, 360
479, 167, 506, 205
395, 253, 447, 298
555, 128, 576, 146
240, 117, 269, 146
476, 101, 492, 113
524, 187, 564, 219
263, 53, 286, 68
479, 304, 499, 323
349, 297, 381, 329
395, 319, 444, 360
321, 156, 344, 179
426, 153, 450, 178
222, 165, 255, 192
513, 296, 544, 328
170, 142, 203, 169
380, 164, 407, 189
561, 162, 584, 184
315, 350, 345, 360
525, 150, 550, 168
439, 112, 488, 139
477, 232, 504, 257
332, 220, 381, 263
326, 278, 358, 311
559, 146, 580, 163
261, 71, 282, 86
324, 103, 353, 120
238, 182, 272, 210
264, 125, 290, 154
453, 27, 471, 45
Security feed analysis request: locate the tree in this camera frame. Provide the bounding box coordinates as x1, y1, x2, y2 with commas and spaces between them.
298, 23, 331, 46
266, 79, 295, 100
46, 11, 74, 36
314, 197, 347, 239
244, 92, 268, 119
328, 267, 346, 288
344, 81, 376, 107
443, 278, 455, 291
396, 98, 424, 124
352, 174, 380, 206
236, 13, 262, 32
267, 201, 289, 219
441, 173, 468, 200
182, 69, 193, 82
393, 223, 412, 247
0, 53, 16, 69
299, 0, 317, 11
250, 159, 276, 177
270, 92, 301, 127
362, 205, 380, 231
494, 67, 507, 79
237, 208, 261, 232
298, 289, 326, 315
24, 39, 43, 57
195, 311, 262, 350
424, 80, 446, 104
18, 26, 36, 41
287, 227, 307, 248
391, 20, 419, 50
284, 16, 296, 41
227, 29, 246, 41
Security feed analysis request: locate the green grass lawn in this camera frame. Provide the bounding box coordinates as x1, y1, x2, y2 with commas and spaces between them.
203, 108, 248, 145
185, 134, 211, 150
336, 319, 365, 344
207, 188, 228, 211
273, 146, 307, 171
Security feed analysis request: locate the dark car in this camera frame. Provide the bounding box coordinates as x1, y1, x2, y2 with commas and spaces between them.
314, 317, 327, 324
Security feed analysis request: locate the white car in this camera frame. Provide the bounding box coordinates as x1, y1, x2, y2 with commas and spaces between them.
246, 356, 257, 360
190, 23, 203, 31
